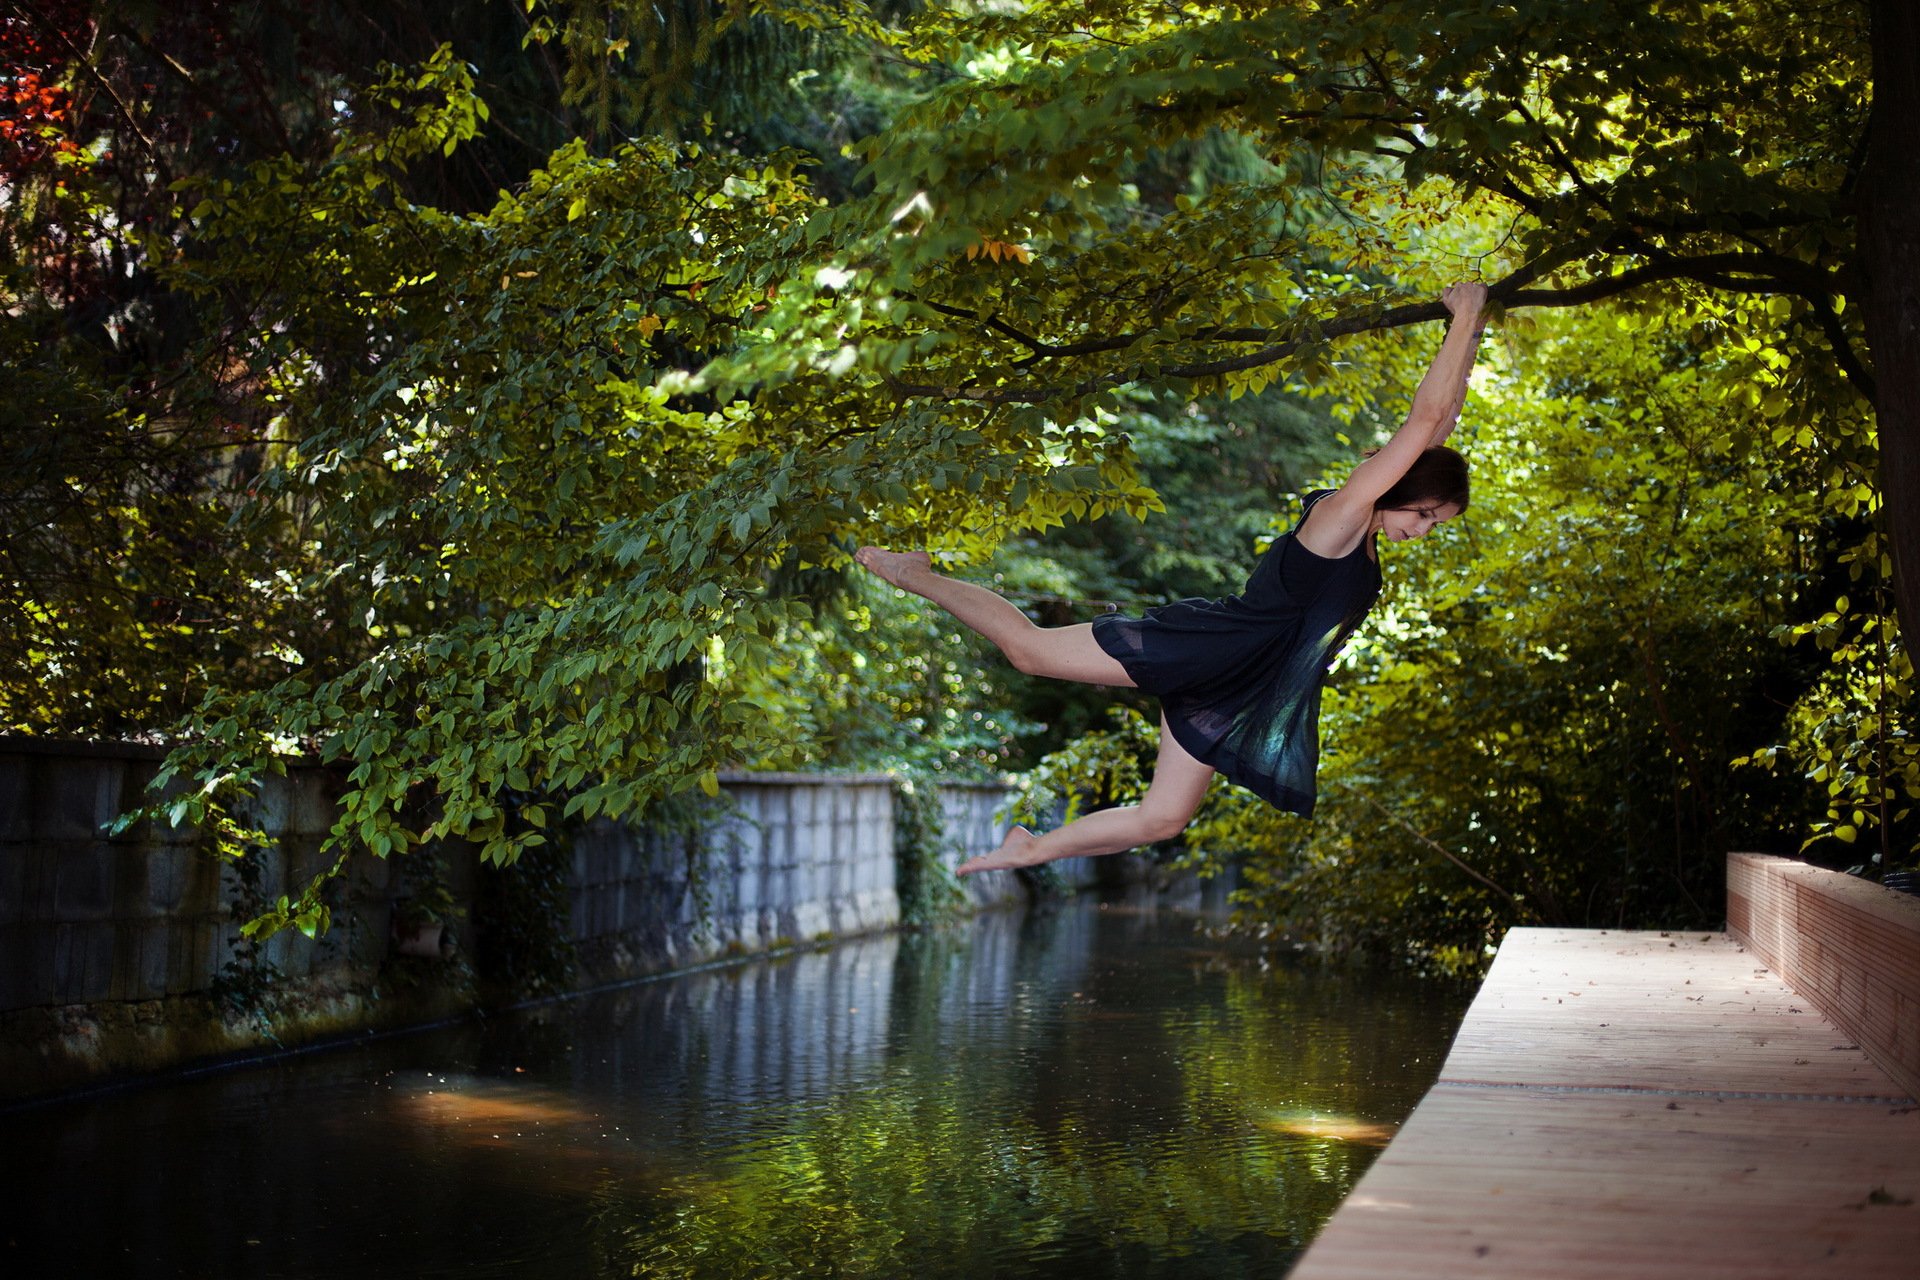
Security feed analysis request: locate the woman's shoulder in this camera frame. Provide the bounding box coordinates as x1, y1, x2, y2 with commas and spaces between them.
1295, 487, 1344, 525
1291, 485, 1373, 561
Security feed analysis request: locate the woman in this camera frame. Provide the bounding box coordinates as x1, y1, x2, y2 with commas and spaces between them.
857, 282, 1488, 875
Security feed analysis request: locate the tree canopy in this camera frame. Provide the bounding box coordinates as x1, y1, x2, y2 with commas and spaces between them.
3, 0, 1913, 946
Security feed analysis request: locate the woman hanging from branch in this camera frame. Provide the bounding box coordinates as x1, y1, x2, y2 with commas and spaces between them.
857, 282, 1489, 876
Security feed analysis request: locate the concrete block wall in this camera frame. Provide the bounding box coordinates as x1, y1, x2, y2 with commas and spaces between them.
936, 782, 1099, 908
0, 739, 1024, 1096
568, 773, 904, 987
0, 741, 457, 1013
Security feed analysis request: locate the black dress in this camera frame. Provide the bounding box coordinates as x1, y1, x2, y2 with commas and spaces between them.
1091, 490, 1380, 816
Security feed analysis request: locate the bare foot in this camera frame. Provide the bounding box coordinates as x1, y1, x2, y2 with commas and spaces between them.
956, 826, 1045, 877
854, 547, 933, 592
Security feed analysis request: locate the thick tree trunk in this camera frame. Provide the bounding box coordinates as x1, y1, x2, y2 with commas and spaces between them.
1860, 0, 1920, 660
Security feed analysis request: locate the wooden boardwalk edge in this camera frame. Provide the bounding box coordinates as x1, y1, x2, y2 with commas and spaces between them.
1728, 852, 1920, 1102
1289, 925, 1920, 1279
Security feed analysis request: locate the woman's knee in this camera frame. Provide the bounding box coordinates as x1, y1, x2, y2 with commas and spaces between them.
1002, 631, 1048, 676
1002, 626, 1076, 678
1002, 624, 1131, 685
1134, 804, 1195, 844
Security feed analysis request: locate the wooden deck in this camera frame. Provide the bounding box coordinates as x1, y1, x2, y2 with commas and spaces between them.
1291, 928, 1920, 1278
1729, 853, 1920, 1100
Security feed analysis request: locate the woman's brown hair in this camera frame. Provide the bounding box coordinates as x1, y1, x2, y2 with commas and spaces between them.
1374, 445, 1469, 512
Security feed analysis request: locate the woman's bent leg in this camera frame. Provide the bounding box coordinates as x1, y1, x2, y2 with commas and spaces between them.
957, 716, 1214, 875
856, 548, 1135, 686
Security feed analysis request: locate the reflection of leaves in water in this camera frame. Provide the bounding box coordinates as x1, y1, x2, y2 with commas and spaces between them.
1172, 964, 1452, 1157
594, 1086, 1316, 1278
581, 952, 1456, 1278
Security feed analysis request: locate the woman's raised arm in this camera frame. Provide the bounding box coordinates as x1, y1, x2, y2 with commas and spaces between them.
1297, 283, 1488, 557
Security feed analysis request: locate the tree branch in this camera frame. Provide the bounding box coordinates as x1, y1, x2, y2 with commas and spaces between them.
1335, 782, 1535, 918
1804, 293, 1878, 402
889, 253, 1852, 404
20, 3, 166, 178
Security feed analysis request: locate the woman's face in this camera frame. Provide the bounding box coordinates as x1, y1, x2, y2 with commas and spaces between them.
1379, 501, 1463, 542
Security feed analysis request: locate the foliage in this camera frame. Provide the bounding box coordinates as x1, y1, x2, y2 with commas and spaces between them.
136, 53, 1163, 936
1187, 308, 1875, 961
0, 0, 924, 742
205, 840, 289, 1042
0, 1, 339, 736
1005, 705, 1159, 833
890, 771, 968, 926
474, 821, 581, 1002
1744, 578, 1919, 873
746, 0, 1872, 402
7, 0, 1916, 945
519, 0, 908, 144
749, 567, 1035, 775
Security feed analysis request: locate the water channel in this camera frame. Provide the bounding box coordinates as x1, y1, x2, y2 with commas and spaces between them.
6, 893, 1471, 1278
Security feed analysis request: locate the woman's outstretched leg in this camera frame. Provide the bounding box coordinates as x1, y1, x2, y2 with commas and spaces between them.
957, 715, 1214, 876
855, 548, 1135, 686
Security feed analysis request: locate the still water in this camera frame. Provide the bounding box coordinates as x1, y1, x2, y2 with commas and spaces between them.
5, 895, 1469, 1279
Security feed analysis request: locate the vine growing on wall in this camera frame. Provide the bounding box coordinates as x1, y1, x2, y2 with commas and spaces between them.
206, 843, 288, 1044
474, 825, 578, 1003
892, 772, 967, 927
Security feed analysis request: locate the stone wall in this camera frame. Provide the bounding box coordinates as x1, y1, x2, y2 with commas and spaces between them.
0, 739, 1028, 1100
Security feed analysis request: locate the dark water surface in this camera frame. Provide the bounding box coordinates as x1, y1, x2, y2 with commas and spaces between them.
5, 895, 1470, 1279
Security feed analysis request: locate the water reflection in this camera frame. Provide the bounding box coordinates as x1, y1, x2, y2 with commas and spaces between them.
1258, 1110, 1399, 1147
5, 897, 1468, 1279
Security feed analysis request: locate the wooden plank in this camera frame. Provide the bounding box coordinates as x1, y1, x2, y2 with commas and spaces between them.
1292, 928, 1920, 1279
1293, 1086, 1920, 1280
1438, 928, 1893, 1098
1729, 853, 1920, 1101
